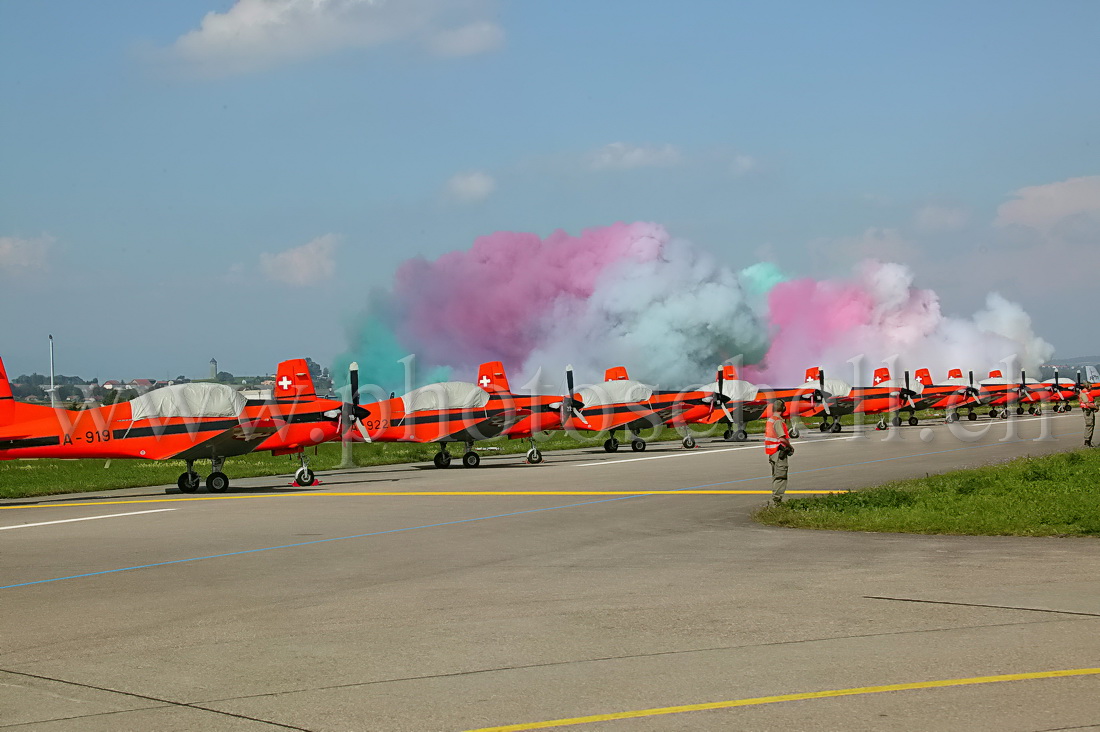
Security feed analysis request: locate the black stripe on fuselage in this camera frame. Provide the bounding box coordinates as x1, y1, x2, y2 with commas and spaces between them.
0, 436, 62, 450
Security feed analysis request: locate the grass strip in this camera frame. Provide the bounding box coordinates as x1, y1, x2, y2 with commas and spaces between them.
756, 448, 1100, 537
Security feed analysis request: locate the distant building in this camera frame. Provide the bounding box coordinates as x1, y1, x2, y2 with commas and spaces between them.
102, 380, 123, 390
209, 358, 218, 379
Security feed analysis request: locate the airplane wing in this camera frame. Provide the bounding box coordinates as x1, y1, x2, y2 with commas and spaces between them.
163, 419, 282, 461
433, 408, 531, 443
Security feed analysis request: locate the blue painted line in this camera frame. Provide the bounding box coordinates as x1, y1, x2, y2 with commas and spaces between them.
0, 436, 1052, 590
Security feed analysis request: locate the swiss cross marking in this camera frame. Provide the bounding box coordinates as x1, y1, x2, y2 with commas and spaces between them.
479, 376, 491, 387
278, 376, 293, 390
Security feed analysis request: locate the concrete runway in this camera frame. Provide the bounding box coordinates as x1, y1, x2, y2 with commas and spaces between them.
2, 412, 1098, 731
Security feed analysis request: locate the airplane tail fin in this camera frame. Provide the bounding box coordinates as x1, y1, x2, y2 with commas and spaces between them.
915, 368, 932, 386
989, 369, 1003, 379
873, 367, 891, 385
804, 367, 820, 383
274, 359, 316, 400
605, 366, 630, 381
477, 361, 510, 392
719, 365, 739, 381
1087, 365, 1100, 384
947, 368, 963, 379
0, 356, 13, 423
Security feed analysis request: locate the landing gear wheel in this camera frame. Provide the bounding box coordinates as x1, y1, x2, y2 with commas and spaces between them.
789, 428, 800, 439
908, 416, 919, 427
1028, 407, 1036, 415
433, 451, 452, 469
967, 411, 977, 421
1065, 405, 1073, 412
461, 451, 480, 468
819, 421, 831, 433
1000, 410, 1009, 420
681, 436, 696, 449
1016, 407, 1025, 415
206, 472, 229, 493
603, 438, 619, 453
946, 412, 958, 423
630, 438, 646, 452
876, 420, 887, 431
735, 429, 748, 441
830, 421, 842, 433
723, 429, 733, 441
989, 409, 998, 418
294, 468, 315, 487
177, 472, 200, 493
526, 448, 543, 464
891, 415, 902, 427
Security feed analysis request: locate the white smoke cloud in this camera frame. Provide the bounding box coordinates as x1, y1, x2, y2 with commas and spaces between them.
522, 236, 769, 387
164, 0, 503, 77
260, 234, 340, 286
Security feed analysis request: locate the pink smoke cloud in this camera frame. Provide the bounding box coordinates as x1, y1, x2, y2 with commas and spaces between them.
390, 222, 666, 371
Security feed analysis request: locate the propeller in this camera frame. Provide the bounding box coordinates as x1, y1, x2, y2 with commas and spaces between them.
816, 368, 832, 415
707, 368, 736, 424
899, 370, 918, 410
344, 362, 371, 442
561, 365, 588, 427
964, 370, 982, 404
1019, 369, 1035, 402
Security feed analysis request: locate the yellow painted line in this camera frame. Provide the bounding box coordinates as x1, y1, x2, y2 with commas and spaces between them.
0, 490, 839, 510
463, 667, 1100, 731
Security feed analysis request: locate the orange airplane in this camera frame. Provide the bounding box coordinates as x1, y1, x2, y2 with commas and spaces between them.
350, 367, 532, 468
805, 366, 923, 431
979, 369, 1056, 419
682, 364, 826, 441
570, 366, 704, 452
913, 368, 987, 422
0, 356, 368, 491
472, 360, 586, 464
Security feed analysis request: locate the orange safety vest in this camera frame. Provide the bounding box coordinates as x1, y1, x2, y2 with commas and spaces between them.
1082, 388, 1097, 409
764, 416, 789, 455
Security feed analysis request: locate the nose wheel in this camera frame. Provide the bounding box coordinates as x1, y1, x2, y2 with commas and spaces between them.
177, 471, 200, 493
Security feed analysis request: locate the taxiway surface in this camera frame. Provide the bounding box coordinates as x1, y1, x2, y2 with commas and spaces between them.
2, 413, 1098, 730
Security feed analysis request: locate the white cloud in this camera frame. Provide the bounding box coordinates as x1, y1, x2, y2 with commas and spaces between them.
589, 142, 682, 171
995, 176, 1100, 232
260, 234, 340, 286
731, 154, 757, 176
165, 0, 502, 77
445, 171, 496, 203
914, 204, 970, 232
425, 20, 503, 56
0, 235, 53, 275
810, 227, 916, 268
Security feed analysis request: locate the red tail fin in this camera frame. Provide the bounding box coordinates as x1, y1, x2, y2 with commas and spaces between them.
804, 367, 821, 383
989, 369, 1003, 379
719, 365, 739, 381
0, 356, 13, 423
873, 367, 891, 385
914, 368, 932, 386
477, 361, 510, 392
274, 359, 316, 399
947, 368, 963, 379
605, 366, 629, 381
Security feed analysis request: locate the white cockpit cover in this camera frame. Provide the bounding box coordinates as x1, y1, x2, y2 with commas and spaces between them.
816, 379, 855, 399
577, 380, 654, 408
700, 380, 759, 402
874, 379, 924, 396
130, 383, 246, 421
401, 382, 490, 413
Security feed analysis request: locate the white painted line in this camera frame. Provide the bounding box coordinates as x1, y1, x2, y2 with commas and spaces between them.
0, 509, 176, 531
576, 436, 860, 467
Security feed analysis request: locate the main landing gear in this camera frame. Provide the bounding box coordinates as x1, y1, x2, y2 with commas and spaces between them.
433, 443, 481, 468
945, 409, 980, 423
818, 418, 843, 434
603, 430, 646, 453
293, 453, 316, 487
722, 426, 749, 442
176, 458, 230, 493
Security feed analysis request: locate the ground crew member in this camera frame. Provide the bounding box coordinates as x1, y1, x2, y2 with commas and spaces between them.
1080, 384, 1096, 447
764, 399, 793, 504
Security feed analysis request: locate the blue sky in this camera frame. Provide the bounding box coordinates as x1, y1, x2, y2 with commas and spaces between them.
2, 0, 1098, 380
